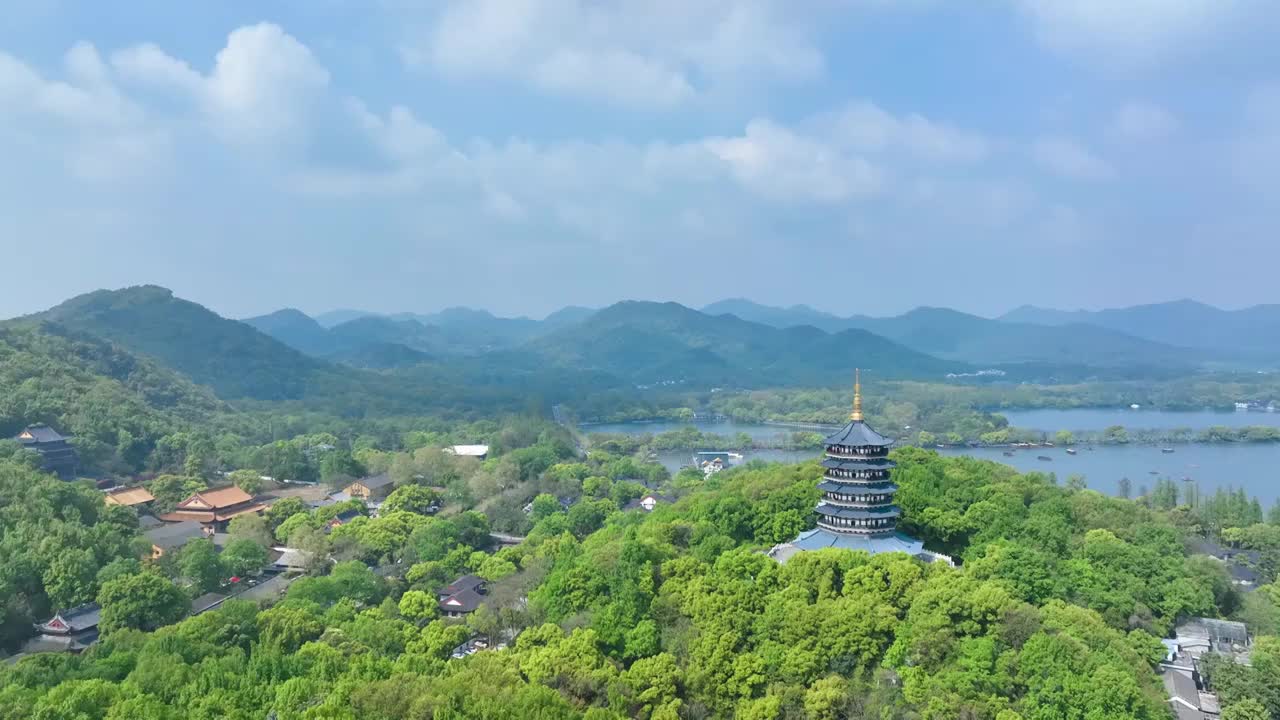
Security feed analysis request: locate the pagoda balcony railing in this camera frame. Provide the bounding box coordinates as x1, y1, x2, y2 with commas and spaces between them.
824, 470, 890, 481
821, 495, 894, 508
816, 520, 896, 535
825, 449, 889, 460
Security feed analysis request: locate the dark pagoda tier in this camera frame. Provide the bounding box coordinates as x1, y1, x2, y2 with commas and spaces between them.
771, 370, 925, 561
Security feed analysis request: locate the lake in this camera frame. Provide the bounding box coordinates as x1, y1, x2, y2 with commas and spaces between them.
584, 414, 1280, 506
998, 408, 1280, 432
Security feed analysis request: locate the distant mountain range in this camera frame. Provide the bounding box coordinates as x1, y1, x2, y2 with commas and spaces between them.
1000, 299, 1280, 359
4, 287, 1273, 426
255, 305, 596, 360
700, 299, 1196, 368
516, 300, 961, 386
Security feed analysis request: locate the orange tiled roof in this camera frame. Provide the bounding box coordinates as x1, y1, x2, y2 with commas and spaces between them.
178, 486, 254, 510
104, 487, 155, 507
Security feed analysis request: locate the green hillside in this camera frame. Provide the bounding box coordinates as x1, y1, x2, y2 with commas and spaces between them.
28, 286, 332, 401
241, 308, 332, 355
525, 301, 963, 385
0, 323, 225, 472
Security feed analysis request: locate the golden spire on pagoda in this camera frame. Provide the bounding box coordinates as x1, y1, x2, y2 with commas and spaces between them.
850, 368, 863, 421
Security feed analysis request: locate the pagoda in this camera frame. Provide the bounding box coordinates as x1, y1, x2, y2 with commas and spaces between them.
770, 370, 925, 561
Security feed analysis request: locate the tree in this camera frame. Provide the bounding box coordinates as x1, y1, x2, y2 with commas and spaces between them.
1054, 430, 1075, 446
179, 539, 227, 593
222, 539, 269, 577
266, 497, 307, 529
42, 548, 99, 609
274, 512, 314, 544
530, 493, 563, 522
1103, 425, 1130, 444
382, 485, 441, 516
1221, 698, 1269, 720
1117, 477, 1132, 499
228, 469, 264, 496
916, 431, 936, 446
98, 573, 188, 633
146, 474, 205, 513
320, 450, 364, 487
398, 590, 438, 622
227, 513, 274, 547
96, 558, 142, 586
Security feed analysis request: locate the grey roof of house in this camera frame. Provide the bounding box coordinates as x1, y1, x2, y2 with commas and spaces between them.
137, 514, 164, 529
820, 457, 896, 470
438, 587, 485, 613
823, 421, 892, 448
1229, 564, 1260, 584
818, 504, 901, 520
14, 424, 68, 444
1161, 667, 1207, 720
358, 473, 394, 490
441, 574, 485, 596
146, 521, 206, 549
38, 604, 101, 633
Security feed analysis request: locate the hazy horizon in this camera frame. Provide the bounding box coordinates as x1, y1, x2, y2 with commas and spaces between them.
2, 283, 1270, 326
3, 2, 1279, 319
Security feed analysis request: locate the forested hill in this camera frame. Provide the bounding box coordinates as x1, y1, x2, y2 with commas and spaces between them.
23, 286, 334, 401
0, 323, 225, 472
4, 288, 563, 420
520, 300, 964, 385
3, 448, 1276, 717
254, 305, 595, 358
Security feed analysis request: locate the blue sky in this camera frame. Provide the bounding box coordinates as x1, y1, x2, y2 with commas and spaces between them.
2, 0, 1279, 320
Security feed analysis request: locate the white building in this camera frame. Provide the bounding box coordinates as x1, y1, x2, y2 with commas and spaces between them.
447, 445, 490, 460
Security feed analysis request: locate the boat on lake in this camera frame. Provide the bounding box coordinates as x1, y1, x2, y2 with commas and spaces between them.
1065, 448, 1077, 455
1037, 455, 1052, 461
1161, 448, 1175, 454
1002, 451, 1015, 457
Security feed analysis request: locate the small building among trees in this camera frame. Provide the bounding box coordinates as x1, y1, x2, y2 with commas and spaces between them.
145, 520, 209, 559
447, 445, 490, 460
342, 473, 395, 501
103, 486, 155, 508
24, 604, 101, 655
12, 423, 79, 480
438, 574, 488, 618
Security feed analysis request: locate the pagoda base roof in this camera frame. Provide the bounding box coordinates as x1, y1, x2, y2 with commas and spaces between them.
766, 528, 925, 564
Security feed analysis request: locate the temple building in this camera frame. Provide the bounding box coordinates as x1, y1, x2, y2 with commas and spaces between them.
769, 371, 929, 563
157, 486, 267, 529
13, 424, 79, 480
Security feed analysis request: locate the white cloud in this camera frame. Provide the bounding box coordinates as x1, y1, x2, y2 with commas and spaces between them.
531, 48, 694, 108
1032, 136, 1112, 180
403, 0, 828, 108
1015, 0, 1251, 65
818, 101, 989, 162
112, 23, 328, 144
0, 44, 164, 181
705, 119, 882, 203
1109, 100, 1178, 142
